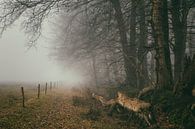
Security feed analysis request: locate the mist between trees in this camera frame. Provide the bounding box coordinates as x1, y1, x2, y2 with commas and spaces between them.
0, 0, 194, 94
0, 0, 195, 128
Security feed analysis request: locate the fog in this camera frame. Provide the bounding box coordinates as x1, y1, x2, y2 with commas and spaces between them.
0, 21, 78, 83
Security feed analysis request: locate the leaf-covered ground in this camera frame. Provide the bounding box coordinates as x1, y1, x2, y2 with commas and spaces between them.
0, 86, 131, 129
1, 85, 194, 129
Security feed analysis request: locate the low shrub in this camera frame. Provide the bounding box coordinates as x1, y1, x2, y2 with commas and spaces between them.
72, 96, 87, 106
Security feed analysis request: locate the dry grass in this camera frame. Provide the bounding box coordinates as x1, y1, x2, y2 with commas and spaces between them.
0, 84, 131, 129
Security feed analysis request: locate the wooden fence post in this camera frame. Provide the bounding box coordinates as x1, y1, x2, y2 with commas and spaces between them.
45, 82, 47, 95
21, 87, 25, 108
50, 82, 52, 90
38, 84, 40, 98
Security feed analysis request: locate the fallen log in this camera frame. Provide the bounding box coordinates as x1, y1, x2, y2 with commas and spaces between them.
92, 92, 152, 126
138, 82, 156, 98
117, 92, 151, 112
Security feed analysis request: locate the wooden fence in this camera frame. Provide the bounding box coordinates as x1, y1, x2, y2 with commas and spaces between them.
20, 81, 61, 108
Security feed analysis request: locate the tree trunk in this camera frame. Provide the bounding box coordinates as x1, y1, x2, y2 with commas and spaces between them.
171, 0, 189, 84
92, 54, 98, 86
152, 0, 172, 88
138, 0, 149, 88
110, 0, 135, 86
104, 55, 111, 84
188, 14, 195, 57
129, 0, 138, 87
161, 0, 173, 86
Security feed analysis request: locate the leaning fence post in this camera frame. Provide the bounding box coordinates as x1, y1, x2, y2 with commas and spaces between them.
38, 84, 40, 98
45, 82, 47, 95
21, 87, 25, 108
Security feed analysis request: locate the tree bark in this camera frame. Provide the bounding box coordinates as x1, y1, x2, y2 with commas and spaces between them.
110, 0, 135, 86
171, 0, 189, 84
129, 0, 138, 87
152, 0, 172, 88
104, 55, 111, 84
91, 54, 98, 86
161, 0, 173, 86
138, 0, 149, 88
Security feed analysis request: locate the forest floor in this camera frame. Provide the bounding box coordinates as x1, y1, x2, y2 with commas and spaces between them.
0, 85, 133, 129
0, 84, 194, 129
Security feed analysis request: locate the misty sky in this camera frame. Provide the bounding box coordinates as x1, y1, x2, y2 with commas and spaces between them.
0, 21, 66, 83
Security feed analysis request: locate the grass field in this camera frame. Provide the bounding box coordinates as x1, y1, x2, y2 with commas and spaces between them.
0, 84, 132, 129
